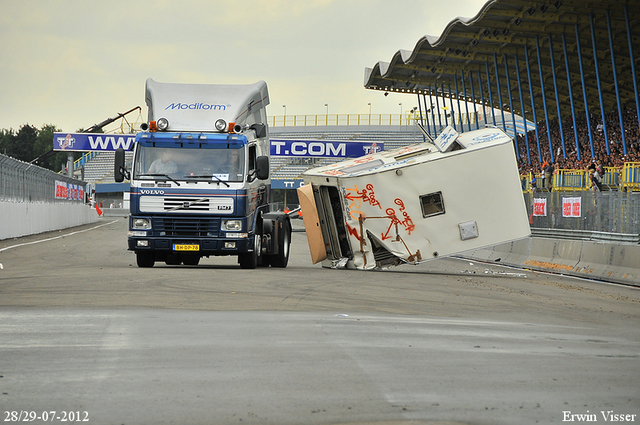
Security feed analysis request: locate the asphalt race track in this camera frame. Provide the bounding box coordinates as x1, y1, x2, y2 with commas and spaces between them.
1, 217, 639, 425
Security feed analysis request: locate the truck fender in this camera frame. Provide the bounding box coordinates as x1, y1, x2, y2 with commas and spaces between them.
250, 205, 270, 236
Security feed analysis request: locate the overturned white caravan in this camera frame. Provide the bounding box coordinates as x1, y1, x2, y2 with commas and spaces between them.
297, 126, 530, 270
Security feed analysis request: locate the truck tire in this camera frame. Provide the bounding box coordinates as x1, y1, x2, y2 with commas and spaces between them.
269, 221, 291, 268
182, 255, 200, 266
239, 234, 261, 269
136, 252, 155, 268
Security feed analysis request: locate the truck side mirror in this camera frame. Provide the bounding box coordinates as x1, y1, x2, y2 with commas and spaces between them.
114, 148, 129, 182
256, 155, 269, 180
250, 123, 267, 139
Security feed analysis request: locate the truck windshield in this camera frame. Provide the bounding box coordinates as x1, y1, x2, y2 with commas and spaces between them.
134, 146, 245, 182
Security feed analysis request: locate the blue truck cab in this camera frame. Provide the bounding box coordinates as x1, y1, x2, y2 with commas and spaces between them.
114, 78, 291, 269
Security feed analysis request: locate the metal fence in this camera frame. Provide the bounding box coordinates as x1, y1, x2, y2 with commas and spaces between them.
0, 154, 86, 203
525, 190, 640, 237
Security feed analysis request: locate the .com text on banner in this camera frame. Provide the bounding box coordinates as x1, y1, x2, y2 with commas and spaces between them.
270, 140, 383, 158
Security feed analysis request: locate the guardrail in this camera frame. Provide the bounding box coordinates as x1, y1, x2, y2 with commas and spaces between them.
531, 228, 640, 244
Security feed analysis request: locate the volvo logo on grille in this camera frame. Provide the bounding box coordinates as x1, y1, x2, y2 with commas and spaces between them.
183, 202, 190, 209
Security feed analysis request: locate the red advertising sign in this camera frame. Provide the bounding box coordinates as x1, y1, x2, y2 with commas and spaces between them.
533, 198, 547, 216
55, 181, 84, 201
562, 197, 581, 217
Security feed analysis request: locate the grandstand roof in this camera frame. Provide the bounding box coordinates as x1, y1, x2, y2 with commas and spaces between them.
364, 0, 640, 122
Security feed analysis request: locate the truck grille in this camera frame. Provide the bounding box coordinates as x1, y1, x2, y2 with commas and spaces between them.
153, 217, 220, 237
139, 196, 234, 214
164, 197, 211, 211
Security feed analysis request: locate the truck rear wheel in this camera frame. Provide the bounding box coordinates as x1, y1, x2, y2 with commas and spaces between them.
136, 252, 155, 268
269, 221, 291, 268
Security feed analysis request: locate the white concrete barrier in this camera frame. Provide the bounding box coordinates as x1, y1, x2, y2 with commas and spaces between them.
461, 237, 640, 287
0, 201, 99, 240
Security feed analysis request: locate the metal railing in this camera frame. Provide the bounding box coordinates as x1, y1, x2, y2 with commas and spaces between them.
520, 163, 640, 193
622, 162, 640, 191
268, 112, 479, 128
269, 114, 406, 127
554, 169, 588, 192
531, 228, 640, 244
0, 154, 86, 203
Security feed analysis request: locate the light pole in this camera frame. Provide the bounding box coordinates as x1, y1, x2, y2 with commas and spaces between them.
282, 105, 286, 126
324, 104, 329, 124
368, 102, 372, 125
399, 103, 403, 125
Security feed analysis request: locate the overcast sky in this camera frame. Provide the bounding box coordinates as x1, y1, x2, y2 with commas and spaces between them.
1, 0, 487, 132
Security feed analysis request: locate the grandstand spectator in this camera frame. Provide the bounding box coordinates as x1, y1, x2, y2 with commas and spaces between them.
545, 161, 554, 189
588, 163, 602, 191
517, 106, 640, 175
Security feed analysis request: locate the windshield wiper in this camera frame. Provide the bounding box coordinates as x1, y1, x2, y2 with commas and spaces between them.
138, 173, 181, 186
183, 174, 230, 187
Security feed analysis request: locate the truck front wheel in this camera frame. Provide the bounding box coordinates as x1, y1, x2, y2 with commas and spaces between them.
239, 234, 261, 269
136, 251, 155, 268
182, 255, 200, 266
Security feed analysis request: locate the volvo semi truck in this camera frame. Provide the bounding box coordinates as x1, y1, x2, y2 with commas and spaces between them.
115, 78, 291, 269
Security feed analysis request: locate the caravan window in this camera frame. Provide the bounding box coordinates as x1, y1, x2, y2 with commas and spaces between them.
420, 192, 445, 218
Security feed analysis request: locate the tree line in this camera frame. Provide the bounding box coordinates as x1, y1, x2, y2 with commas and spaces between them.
0, 124, 82, 172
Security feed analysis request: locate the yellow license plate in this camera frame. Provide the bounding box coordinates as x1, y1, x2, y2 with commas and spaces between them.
173, 244, 200, 251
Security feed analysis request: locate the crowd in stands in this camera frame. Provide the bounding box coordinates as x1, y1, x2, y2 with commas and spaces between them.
517, 107, 640, 174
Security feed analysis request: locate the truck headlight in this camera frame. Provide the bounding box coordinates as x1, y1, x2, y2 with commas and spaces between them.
215, 119, 227, 132
157, 117, 169, 131
132, 218, 151, 230
222, 219, 242, 231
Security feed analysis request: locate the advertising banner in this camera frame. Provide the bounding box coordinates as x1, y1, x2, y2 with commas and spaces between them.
271, 180, 304, 190
533, 198, 547, 216
562, 197, 581, 217
270, 139, 383, 158
54, 133, 136, 152
55, 181, 84, 201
